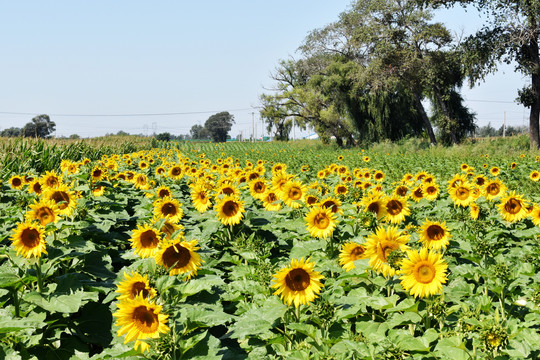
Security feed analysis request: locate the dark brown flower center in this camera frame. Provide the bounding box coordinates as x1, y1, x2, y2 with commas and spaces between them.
223, 200, 239, 217
162, 244, 191, 269
51, 191, 70, 210
285, 268, 310, 292
132, 306, 159, 333
426, 225, 444, 241
161, 203, 177, 216
21, 228, 40, 248
386, 200, 403, 215
130, 282, 150, 299
504, 198, 522, 214
140, 230, 159, 248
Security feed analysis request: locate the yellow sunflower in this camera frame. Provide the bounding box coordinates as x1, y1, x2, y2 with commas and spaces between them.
305, 194, 319, 207
305, 206, 337, 239
155, 238, 203, 278
130, 224, 162, 258
281, 180, 307, 209
27, 179, 43, 195
393, 185, 409, 198
418, 220, 451, 251
42, 184, 77, 216
10, 221, 47, 258
384, 196, 410, 224
151, 218, 184, 240
483, 179, 506, 201
399, 248, 448, 298
215, 195, 245, 226
423, 183, 440, 201
361, 192, 387, 219
155, 186, 173, 199
8, 175, 24, 190
41, 170, 62, 190
448, 181, 473, 207
490, 166, 500, 176
529, 205, 540, 226
365, 226, 410, 278
339, 242, 368, 272
319, 196, 343, 215
190, 185, 212, 213
249, 179, 268, 200
498, 191, 528, 223
116, 271, 157, 301
167, 164, 184, 180
271, 258, 324, 308
26, 199, 60, 226
153, 197, 184, 223
530, 171, 540, 182
373, 170, 385, 182
113, 295, 169, 353
262, 191, 281, 211
90, 166, 106, 182
334, 184, 349, 196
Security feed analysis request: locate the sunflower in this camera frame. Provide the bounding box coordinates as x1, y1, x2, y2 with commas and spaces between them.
361, 192, 387, 219
423, 183, 440, 201
167, 164, 183, 179
113, 295, 169, 352
483, 179, 506, 201
418, 220, 451, 251
155, 186, 173, 199
448, 181, 473, 207
130, 224, 162, 258
249, 179, 268, 200
474, 175, 487, 187
529, 205, 540, 226
190, 185, 212, 213
151, 218, 184, 240
271, 258, 324, 308
530, 170, 540, 182
498, 191, 528, 223
116, 272, 157, 301
153, 197, 184, 223
155, 238, 203, 278
10, 221, 47, 258
490, 166, 500, 176
27, 179, 43, 195
271, 173, 294, 198
510, 162, 517, 170
384, 196, 410, 224
262, 191, 282, 211
305, 194, 319, 207
305, 206, 337, 239
214, 182, 240, 200
41, 171, 62, 189
365, 226, 409, 277
363, 156, 370, 163
215, 195, 245, 226
26, 199, 60, 226
90, 166, 106, 182
399, 248, 448, 298
339, 242, 368, 272
92, 185, 106, 197
334, 184, 348, 196
42, 184, 77, 216
393, 185, 409, 198
8, 175, 24, 190
373, 170, 385, 182
280, 180, 306, 209
470, 202, 480, 220
319, 196, 343, 215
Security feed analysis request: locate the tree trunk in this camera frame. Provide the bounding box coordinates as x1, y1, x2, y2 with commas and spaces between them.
432, 86, 458, 144
529, 24, 540, 149
413, 92, 437, 146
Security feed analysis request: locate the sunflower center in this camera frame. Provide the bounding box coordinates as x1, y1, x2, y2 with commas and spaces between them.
486, 184, 500, 196
161, 203, 177, 216
386, 200, 403, 215
337, 186, 347, 194
426, 225, 444, 241
46, 177, 59, 187
21, 228, 40, 248
314, 213, 330, 229
306, 196, 318, 205
289, 187, 302, 200
37, 207, 55, 225
367, 202, 380, 214
33, 183, 42, 194
476, 177, 486, 186
253, 182, 265, 193
12, 178, 22, 187
504, 198, 522, 214
158, 189, 171, 198
162, 244, 191, 269
415, 263, 436, 283
222, 200, 239, 217
51, 191, 70, 210
322, 201, 338, 213
171, 167, 181, 176
426, 186, 437, 195
456, 187, 470, 200
140, 230, 160, 248
351, 245, 365, 260
414, 188, 423, 198
396, 187, 408, 196
132, 306, 159, 333
131, 282, 150, 298
285, 268, 310, 292
93, 169, 102, 178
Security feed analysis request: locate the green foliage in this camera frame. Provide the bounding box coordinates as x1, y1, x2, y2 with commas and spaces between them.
204, 112, 235, 143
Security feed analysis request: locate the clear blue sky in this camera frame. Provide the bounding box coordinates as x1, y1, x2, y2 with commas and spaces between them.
0, 1, 527, 138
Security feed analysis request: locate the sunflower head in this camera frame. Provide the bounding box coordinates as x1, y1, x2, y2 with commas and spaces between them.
271, 258, 324, 308
497, 191, 528, 223
365, 226, 410, 277
26, 199, 60, 226
216, 195, 245, 226
153, 197, 184, 223
155, 238, 203, 279
8, 175, 24, 190
305, 206, 337, 239
339, 242, 368, 272
419, 220, 451, 251
399, 247, 448, 298
130, 224, 162, 258
11, 221, 47, 258
384, 196, 410, 224
116, 272, 157, 301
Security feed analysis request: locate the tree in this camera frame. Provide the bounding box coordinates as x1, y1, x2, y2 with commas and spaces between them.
0, 127, 22, 137
22, 114, 55, 138
155, 132, 172, 141
428, 0, 540, 148
204, 112, 235, 142
190, 124, 209, 139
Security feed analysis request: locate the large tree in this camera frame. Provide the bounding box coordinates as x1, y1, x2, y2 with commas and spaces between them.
204, 111, 235, 143
190, 124, 209, 140
23, 114, 56, 138
427, 0, 540, 148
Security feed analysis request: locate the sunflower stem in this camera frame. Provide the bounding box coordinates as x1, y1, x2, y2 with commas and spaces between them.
36, 257, 43, 294
295, 305, 300, 323
11, 288, 20, 318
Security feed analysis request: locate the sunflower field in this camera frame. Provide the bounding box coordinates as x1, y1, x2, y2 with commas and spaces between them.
1, 138, 540, 359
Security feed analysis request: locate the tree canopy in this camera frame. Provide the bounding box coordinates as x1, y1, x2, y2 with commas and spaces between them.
204, 112, 235, 143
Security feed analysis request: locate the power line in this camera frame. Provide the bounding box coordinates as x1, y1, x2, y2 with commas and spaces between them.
0, 107, 262, 117
465, 99, 517, 104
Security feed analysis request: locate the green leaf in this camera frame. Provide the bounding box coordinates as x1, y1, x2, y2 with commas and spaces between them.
177, 275, 225, 298
24, 290, 97, 314
434, 337, 470, 360
229, 297, 287, 340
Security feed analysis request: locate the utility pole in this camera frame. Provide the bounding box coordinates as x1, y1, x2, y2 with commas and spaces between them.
251, 112, 255, 143
503, 111, 506, 137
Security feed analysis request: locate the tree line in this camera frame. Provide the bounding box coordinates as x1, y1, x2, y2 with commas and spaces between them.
259, 0, 540, 148
0, 115, 56, 138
